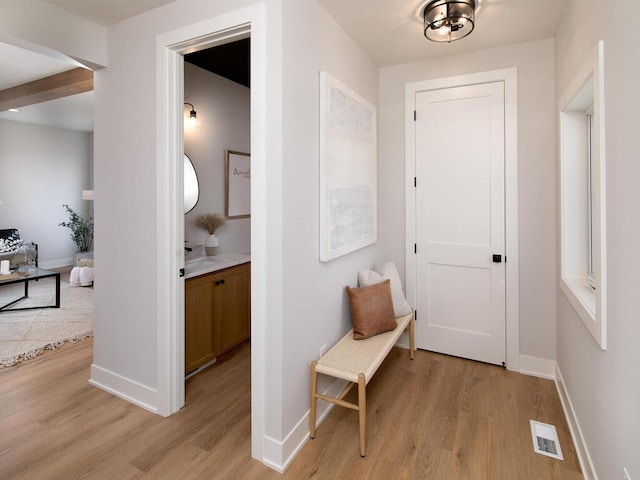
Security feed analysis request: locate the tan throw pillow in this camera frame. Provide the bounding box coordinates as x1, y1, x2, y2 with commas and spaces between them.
346, 279, 397, 340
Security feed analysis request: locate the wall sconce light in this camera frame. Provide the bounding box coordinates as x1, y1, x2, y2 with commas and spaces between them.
184, 102, 197, 127
423, 0, 475, 43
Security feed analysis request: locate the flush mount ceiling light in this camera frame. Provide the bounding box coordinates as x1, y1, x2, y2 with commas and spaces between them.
423, 0, 475, 43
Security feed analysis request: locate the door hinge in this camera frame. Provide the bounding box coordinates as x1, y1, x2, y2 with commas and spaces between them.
179, 268, 185, 278
414, 177, 417, 187
414, 243, 417, 254
414, 310, 417, 321
413, 110, 416, 121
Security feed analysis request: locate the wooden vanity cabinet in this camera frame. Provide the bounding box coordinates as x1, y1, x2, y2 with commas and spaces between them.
185, 273, 217, 373
218, 263, 251, 353
185, 262, 251, 374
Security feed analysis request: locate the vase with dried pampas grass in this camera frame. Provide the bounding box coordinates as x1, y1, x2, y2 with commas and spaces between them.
195, 213, 228, 255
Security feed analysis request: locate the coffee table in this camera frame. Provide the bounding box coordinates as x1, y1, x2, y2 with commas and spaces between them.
0, 266, 60, 312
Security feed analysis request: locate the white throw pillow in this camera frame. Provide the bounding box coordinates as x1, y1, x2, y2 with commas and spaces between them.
357, 262, 412, 317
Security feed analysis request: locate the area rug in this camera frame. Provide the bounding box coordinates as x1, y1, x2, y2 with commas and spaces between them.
0, 272, 93, 367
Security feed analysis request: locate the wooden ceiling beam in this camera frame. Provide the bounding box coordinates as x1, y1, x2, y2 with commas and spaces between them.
0, 67, 93, 112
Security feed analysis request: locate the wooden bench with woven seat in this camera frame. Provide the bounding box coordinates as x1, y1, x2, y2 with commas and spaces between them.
309, 310, 415, 457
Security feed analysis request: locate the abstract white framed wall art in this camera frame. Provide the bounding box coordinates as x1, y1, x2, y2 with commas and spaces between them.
319, 71, 377, 262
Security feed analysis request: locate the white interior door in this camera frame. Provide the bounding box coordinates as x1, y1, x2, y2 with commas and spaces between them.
414, 81, 506, 366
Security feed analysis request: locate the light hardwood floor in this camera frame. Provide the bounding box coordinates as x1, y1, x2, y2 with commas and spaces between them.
0, 339, 583, 479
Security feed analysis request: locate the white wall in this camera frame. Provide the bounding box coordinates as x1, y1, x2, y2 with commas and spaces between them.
555, 1, 640, 478
378, 39, 557, 361
91, 0, 268, 391
0, 119, 92, 267
90, 0, 377, 467
280, 0, 380, 443
184, 63, 250, 255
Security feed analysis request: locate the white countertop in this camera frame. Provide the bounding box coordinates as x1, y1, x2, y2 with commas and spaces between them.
184, 253, 251, 279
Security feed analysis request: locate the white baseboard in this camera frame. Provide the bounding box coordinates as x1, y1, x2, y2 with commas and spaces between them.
89, 363, 159, 415
262, 435, 285, 474
554, 363, 598, 480
40, 257, 73, 270
519, 354, 556, 379
262, 376, 347, 473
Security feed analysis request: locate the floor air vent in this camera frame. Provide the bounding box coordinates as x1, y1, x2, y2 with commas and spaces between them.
530, 420, 564, 460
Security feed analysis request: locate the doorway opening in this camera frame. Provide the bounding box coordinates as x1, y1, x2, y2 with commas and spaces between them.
182, 38, 252, 386
155, 5, 268, 463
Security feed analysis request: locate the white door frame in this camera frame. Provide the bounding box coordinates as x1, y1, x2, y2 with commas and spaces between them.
155, 4, 268, 462
405, 68, 520, 371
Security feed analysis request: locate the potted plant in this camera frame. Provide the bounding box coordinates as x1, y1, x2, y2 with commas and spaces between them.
59, 204, 94, 265
194, 213, 227, 256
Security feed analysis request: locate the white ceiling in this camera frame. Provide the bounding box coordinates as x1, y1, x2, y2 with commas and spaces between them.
0, 41, 93, 131
318, 0, 567, 66
0, 42, 74, 90
2, 0, 567, 132
0, 90, 94, 132
42, 0, 176, 27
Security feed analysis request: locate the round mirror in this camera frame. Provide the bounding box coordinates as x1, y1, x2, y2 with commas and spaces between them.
184, 154, 199, 213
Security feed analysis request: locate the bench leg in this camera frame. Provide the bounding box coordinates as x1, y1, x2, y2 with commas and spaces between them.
310, 361, 318, 439
358, 373, 366, 457
409, 314, 415, 360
